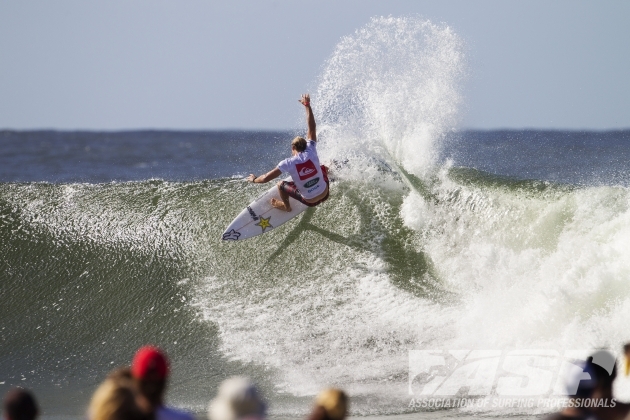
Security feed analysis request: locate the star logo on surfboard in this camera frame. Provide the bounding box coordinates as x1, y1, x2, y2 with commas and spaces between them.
256, 216, 273, 232
222, 229, 241, 241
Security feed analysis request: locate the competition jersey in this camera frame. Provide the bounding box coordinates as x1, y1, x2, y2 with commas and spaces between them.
277, 140, 326, 200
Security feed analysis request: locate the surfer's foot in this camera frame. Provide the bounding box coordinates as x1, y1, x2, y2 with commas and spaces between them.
271, 198, 291, 212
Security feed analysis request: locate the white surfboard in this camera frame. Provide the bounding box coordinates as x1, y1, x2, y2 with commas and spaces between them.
221, 177, 309, 241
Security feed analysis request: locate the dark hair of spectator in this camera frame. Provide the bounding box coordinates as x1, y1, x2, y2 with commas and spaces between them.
136, 379, 166, 407
3, 389, 39, 420
586, 354, 617, 390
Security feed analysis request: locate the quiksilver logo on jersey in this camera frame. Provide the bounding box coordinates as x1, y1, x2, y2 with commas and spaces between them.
299, 167, 315, 177
304, 177, 319, 188
296, 160, 317, 180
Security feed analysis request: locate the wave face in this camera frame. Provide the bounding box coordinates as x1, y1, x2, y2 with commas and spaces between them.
2, 16, 630, 419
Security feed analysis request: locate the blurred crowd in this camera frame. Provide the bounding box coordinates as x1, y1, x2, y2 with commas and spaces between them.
5, 346, 630, 420
2, 345, 348, 420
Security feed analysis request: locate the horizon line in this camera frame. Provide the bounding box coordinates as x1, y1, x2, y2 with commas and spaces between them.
2, 127, 630, 133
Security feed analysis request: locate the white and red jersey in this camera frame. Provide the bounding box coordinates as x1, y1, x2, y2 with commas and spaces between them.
277, 140, 326, 200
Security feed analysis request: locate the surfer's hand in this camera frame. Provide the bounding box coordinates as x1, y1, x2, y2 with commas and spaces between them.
247, 174, 257, 183
299, 94, 310, 107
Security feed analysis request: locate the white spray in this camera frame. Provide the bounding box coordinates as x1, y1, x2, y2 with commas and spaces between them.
316, 16, 465, 177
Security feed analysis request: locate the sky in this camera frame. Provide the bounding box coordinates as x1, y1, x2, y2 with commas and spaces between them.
0, 0, 629, 131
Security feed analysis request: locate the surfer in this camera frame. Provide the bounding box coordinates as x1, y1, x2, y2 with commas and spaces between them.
247, 94, 329, 212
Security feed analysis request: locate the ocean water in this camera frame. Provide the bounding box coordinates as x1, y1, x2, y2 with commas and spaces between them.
2, 16, 630, 420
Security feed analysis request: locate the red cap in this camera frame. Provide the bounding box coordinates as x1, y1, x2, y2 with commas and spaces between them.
131, 346, 169, 380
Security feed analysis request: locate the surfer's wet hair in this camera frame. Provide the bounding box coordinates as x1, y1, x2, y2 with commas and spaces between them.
291, 136, 307, 152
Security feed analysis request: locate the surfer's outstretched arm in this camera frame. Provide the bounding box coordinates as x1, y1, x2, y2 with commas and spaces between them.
247, 168, 281, 183
299, 94, 316, 141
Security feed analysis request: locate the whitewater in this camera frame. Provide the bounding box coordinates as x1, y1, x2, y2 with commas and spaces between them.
2, 16, 630, 419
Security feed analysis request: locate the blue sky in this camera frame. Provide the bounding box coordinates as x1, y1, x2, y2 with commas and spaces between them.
1, 0, 628, 130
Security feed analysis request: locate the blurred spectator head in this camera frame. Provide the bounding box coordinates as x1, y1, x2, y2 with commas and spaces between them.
131, 346, 169, 407
89, 374, 149, 420
132, 346, 169, 381
3, 389, 38, 420
623, 343, 630, 376
564, 361, 597, 399
208, 377, 266, 420
308, 389, 348, 420
585, 350, 617, 398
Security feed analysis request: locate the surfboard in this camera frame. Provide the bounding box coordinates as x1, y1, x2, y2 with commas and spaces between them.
221, 177, 309, 241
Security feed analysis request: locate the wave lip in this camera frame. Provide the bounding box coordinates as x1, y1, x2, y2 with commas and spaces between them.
316, 15, 466, 177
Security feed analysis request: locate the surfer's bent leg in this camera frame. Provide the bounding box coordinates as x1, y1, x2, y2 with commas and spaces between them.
271, 181, 292, 212
279, 184, 292, 211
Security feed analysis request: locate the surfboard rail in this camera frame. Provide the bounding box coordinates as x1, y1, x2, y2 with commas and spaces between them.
221, 178, 309, 241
